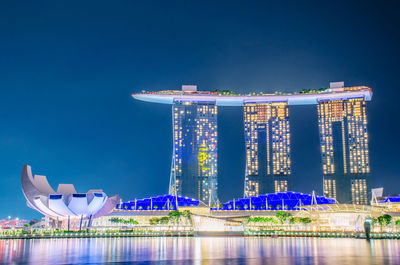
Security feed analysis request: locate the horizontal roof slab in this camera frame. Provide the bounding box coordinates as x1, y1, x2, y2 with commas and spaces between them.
132, 88, 372, 106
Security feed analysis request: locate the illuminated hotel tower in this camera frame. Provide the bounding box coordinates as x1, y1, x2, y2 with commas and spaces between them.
318, 88, 370, 204
244, 102, 291, 197
169, 97, 218, 205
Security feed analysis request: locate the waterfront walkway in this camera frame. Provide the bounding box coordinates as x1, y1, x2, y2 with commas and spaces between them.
1, 230, 400, 240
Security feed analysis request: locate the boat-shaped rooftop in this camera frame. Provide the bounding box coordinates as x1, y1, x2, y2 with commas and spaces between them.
132, 84, 372, 106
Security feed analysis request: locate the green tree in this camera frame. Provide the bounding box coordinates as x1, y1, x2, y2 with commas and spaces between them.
182, 210, 191, 219
159, 217, 170, 225
395, 220, 400, 232
300, 218, 312, 225
377, 214, 392, 231
149, 218, 159, 225
109, 217, 138, 225
275, 211, 291, 224
168, 210, 181, 224
128, 218, 138, 225
109, 217, 119, 223
378, 214, 392, 226
181, 210, 192, 224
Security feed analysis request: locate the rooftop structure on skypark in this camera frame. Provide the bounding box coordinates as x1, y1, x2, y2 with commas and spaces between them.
132, 84, 372, 106
21, 165, 120, 226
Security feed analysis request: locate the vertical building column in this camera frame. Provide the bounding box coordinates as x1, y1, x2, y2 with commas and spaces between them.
346, 99, 370, 205
317, 98, 370, 204
244, 101, 291, 197
196, 103, 218, 205
169, 100, 218, 205
271, 103, 291, 193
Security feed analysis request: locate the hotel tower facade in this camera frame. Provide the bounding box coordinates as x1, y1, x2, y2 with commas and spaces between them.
169, 96, 218, 205
243, 102, 291, 197
317, 84, 370, 204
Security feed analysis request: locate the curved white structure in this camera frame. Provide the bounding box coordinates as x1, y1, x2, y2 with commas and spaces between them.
132, 86, 372, 106
21, 164, 120, 220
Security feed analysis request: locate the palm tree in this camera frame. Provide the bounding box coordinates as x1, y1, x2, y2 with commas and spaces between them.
378, 214, 392, 232
395, 220, 400, 232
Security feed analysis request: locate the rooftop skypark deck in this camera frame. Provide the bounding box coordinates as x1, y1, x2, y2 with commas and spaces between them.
132, 85, 372, 106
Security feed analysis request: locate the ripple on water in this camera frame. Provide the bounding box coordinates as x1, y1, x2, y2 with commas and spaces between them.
0, 237, 398, 265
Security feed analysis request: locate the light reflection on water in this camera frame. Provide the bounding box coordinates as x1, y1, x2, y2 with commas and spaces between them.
0, 237, 399, 264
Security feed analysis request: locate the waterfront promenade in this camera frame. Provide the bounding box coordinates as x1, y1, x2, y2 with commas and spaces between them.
1, 229, 400, 240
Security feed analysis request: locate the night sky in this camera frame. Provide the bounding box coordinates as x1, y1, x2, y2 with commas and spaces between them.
1, 1, 399, 219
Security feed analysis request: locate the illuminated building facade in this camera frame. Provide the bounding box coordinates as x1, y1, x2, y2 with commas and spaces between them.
169, 99, 218, 205
132, 83, 372, 205
244, 102, 291, 197
318, 97, 370, 204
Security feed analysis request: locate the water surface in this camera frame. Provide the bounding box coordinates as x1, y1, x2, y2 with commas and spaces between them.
0, 237, 399, 264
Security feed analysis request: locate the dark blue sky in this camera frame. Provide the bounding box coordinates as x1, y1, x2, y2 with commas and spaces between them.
1, 1, 399, 219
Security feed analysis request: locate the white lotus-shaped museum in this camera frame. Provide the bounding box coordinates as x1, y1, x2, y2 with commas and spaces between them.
21, 164, 120, 220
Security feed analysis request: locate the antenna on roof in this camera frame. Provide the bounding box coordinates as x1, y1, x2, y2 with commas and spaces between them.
311, 191, 317, 205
